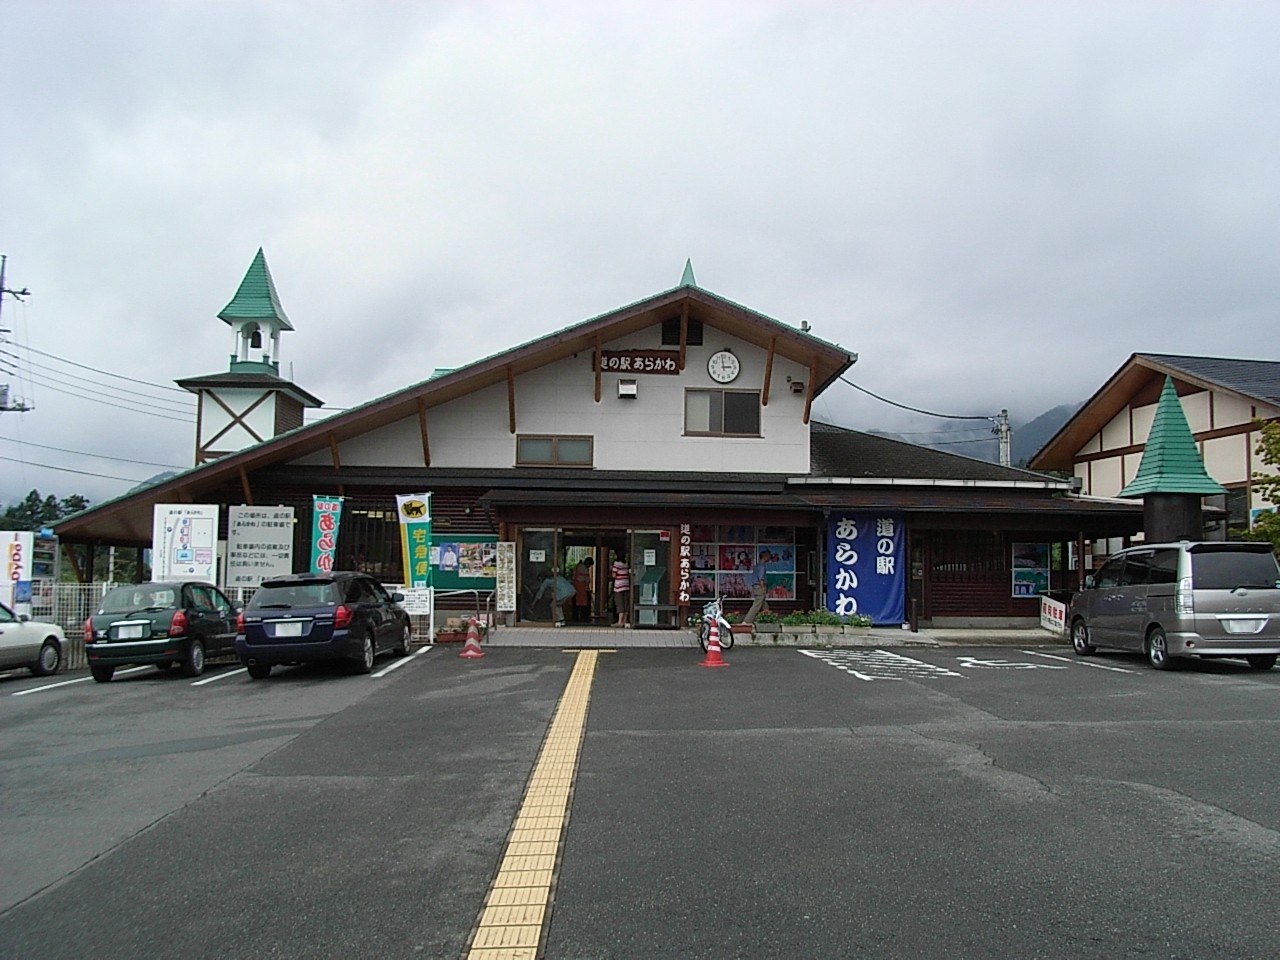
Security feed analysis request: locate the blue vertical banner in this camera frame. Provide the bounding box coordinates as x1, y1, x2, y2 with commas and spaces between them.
827, 512, 906, 625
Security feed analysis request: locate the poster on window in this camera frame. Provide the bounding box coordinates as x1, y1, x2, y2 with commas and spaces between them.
1011, 542, 1050, 597
826, 513, 905, 625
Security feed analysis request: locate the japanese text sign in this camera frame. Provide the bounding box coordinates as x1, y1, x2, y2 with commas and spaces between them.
826, 513, 905, 625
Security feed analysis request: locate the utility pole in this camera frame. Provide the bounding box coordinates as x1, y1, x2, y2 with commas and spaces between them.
992, 408, 1011, 468
0, 254, 33, 413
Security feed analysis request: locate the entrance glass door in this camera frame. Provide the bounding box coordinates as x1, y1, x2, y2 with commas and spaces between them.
631, 530, 675, 628
519, 528, 561, 623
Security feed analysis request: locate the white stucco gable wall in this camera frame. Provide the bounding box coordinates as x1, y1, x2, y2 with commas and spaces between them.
199, 388, 277, 453
291, 330, 815, 472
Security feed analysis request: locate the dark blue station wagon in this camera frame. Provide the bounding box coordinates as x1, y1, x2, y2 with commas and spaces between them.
235, 572, 412, 679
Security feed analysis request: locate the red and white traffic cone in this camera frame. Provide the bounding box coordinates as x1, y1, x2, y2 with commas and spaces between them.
459, 618, 486, 659
699, 618, 729, 668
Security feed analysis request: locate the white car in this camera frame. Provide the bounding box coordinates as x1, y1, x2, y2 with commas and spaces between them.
0, 601, 67, 676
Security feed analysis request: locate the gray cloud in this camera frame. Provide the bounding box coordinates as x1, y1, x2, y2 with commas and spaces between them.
3, 1, 1278, 506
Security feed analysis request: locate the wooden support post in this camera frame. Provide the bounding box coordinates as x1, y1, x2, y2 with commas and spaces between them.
417, 397, 431, 467
507, 365, 517, 434
762, 336, 776, 406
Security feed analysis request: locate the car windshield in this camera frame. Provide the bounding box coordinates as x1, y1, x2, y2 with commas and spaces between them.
99, 587, 177, 614
1190, 551, 1280, 590
248, 583, 338, 608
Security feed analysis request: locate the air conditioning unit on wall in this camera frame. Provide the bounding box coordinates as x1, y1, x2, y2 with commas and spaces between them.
617, 379, 638, 399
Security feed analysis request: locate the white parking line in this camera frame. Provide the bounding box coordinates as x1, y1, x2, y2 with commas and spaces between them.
371, 645, 433, 678
11, 665, 154, 696
191, 667, 248, 686
1022, 650, 1136, 673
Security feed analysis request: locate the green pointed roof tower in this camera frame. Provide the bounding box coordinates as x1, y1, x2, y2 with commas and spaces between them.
174, 249, 321, 464
680, 259, 697, 287
219, 247, 293, 331
1119, 376, 1225, 498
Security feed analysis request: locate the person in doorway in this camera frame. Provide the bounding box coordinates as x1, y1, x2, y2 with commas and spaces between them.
571, 556, 594, 622
743, 551, 769, 624
611, 553, 631, 627
533, 568, 575, 627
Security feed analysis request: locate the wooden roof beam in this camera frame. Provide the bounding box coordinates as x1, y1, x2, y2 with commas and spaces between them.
762, 336, 777, 406
417, 397, 431, 467
239, 465, 254, 506
803, 357, 818, 424
507, 365, 517, 434
679, 303, 688, 371
594, 333, 602, 403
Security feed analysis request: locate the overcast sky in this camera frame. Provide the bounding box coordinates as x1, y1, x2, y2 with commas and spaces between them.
3, 1, 1278, 509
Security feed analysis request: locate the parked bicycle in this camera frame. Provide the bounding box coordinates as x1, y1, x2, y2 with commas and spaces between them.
697, 598, 735, 652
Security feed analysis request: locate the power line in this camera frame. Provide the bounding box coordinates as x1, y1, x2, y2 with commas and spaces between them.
0, 452, 150, 483
16, 343, 192, 394
839, 376, 994, 421
14, 373, 195, 422
2, 351, 195, 412
0, 435, 185, 469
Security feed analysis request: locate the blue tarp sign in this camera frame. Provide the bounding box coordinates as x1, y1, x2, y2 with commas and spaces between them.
826, 513, 906, 625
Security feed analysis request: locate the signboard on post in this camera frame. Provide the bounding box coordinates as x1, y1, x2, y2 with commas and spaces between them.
395, 493, 432, 588
310, 496, 343, 574
2, 531, 33, 612
226, 506, 295, 587
152, 505, 219, 584
496, 541, 516, 612
826, 512, 905, 625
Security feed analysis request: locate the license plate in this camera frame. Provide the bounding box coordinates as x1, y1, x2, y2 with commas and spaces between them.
117, 624, 145, 639
274, 621, 303, 638
1223, 618, 1265, 634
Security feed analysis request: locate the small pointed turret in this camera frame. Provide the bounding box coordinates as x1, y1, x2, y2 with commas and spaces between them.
680, 259, 697, 288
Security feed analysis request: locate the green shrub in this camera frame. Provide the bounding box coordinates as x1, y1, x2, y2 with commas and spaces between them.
781, 611, 810, 626
844, 614, 874, 627
807, 609, 844, 626
754, 611, 781, 623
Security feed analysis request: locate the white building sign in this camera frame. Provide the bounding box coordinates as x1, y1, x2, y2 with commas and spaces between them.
226, 506, 295, 587
152, 504, 220, 584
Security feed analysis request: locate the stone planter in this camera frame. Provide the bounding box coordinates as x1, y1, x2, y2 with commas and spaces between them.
730, 623, 753, 635
841, 625, 872, 637
813, 625, 840, 636
753, 622, 782, 635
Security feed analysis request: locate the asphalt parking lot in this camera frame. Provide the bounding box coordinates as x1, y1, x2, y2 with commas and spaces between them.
2, 643, 1279, 959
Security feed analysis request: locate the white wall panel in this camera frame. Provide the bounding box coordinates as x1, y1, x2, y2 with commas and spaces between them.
1099, 409, 1130, 451
1202, 433, 1249, 486
290, 330, 813, 473
1090, 456, 1124, 499
1180, 390, 1210, 433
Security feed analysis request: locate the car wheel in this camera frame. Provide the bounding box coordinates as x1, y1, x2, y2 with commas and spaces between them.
247, 662, 272, 679
394, 622, 412, 657
1146, 627, 1174, 670
180, 639, 206, 678
91, 665, 115, 683
32, 639, 62, 676
352, 633, 375, 674
155, 661, 174, 671
1071, 619, 1096, 655
1246, 654, 1277, 671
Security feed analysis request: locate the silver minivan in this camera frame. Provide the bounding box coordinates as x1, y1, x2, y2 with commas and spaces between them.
1069, 541, 1280, 671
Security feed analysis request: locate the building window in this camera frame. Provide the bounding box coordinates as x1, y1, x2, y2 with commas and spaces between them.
662, 316, 703, 346
516, 435, 593, 467
685, 389, 761, 437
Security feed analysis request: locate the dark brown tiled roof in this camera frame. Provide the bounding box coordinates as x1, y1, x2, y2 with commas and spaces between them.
809, 421, 1057, 482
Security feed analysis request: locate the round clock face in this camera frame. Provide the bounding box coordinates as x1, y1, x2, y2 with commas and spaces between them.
707, 350, 740, 383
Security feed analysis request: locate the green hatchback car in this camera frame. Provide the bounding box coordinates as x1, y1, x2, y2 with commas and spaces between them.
84, 581, 239, 681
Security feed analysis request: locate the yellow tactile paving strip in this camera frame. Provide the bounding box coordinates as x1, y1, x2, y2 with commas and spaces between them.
467, 650, 599, 960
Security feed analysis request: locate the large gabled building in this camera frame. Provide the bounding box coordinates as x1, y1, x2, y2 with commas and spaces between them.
56, 260, 1141, 626
1031, 353, 1280, 555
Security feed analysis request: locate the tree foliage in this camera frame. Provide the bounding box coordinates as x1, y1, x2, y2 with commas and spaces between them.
1240, 420, 1280, 552
0, 489, 90, 531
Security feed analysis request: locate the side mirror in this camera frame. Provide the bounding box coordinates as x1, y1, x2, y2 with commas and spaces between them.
1084, 575, 1095, 589
18, 614, 30, 623
391, 592, 405, 603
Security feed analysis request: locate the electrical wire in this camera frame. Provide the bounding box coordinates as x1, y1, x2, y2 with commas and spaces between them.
16, 343, 192, 394
0, 453, 151, 483
839, 375, 995, 421
14, 373, 194, 422
0, 435, 185, 469
3, 351, 195, 412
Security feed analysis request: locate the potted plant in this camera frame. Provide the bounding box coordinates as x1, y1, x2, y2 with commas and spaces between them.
842, 613, 873, 635
752, 611, 782, 634
809, 609, 843, 635
781, 611, 813, 635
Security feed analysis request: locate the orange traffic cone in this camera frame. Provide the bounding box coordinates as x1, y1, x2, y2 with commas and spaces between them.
459, 618, 486, 659
699, 618, 729, 668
